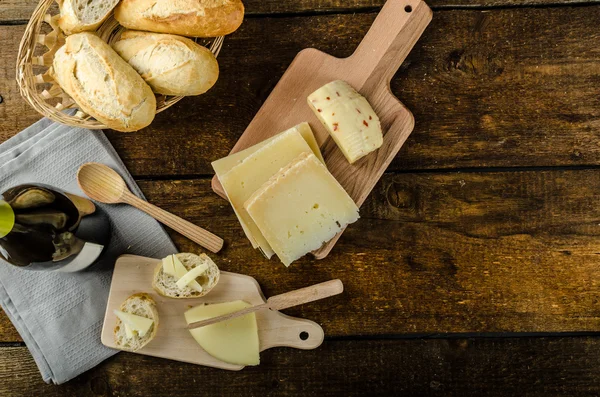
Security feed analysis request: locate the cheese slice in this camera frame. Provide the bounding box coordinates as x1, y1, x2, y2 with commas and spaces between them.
184, 301, 259, 366
114, 310, 154, 338
175, 263, 208, 290
245, 152, 359, 266
211, 122, 325, 177
162, 255, 176, 276
172, 255, 203, 293
123, 323, 134, 339
308, 80, 382, 164
217, 128, 319, 258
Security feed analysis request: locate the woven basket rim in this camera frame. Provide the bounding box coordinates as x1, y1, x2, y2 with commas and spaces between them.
16, 0, 224, 131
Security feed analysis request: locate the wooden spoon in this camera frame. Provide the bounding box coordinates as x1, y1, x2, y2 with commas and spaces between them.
77, 162, 223, 253
187, 279, 344, 329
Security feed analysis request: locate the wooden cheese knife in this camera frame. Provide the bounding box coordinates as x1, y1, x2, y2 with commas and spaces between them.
186, 279, 344, 329
211, 0, 433, 259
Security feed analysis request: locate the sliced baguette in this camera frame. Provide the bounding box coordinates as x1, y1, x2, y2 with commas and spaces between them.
113, 293, 159, 352
153, 253, 220, 299
57, 0, 120, 35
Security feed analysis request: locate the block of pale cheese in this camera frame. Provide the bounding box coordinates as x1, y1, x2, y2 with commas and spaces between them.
245, 152, 359, 266
184, 301, 259, 366
211, 122, 325, 177
215, 126, 324, 258
307, 80, 383, 164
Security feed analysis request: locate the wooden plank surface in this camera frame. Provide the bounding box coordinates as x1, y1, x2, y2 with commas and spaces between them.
3, 337, 600, 396
3, 7, 600, 175
2, 0, 600, 22
4, 169, 600, 342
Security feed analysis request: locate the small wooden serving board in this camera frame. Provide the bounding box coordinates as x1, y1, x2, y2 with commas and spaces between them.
212, 0, 432, 259
101, 255, 325, 370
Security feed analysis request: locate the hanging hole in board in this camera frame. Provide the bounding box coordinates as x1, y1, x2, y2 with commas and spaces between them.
299, 331, 309, 341
405, 5, 413, 12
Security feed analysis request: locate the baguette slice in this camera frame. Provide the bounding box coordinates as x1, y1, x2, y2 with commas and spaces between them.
153, 253, 220, 299
114, 0, 244, 37
112, 31, 219, 96
50, 33, 156, 132
57, 0, 120, 35
113, 293, 159, 352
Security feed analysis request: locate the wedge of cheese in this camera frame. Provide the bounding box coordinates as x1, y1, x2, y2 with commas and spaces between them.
114, 310, 154, 338
211, 122, 325, 176
308, 80, 382, 164
184, 301, 259, 366
245, 152, 359, 266
216, 127, 324, 258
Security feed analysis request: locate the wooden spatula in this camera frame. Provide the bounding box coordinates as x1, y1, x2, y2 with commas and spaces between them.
187, 279, 344, 329
212, 0, 432, 259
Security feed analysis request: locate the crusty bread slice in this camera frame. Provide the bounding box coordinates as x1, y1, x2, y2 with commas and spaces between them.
57, 0, 120, 35
113, 293, 159, 352
114, 0, 245, 38
153, 253, 220, 299
112, 30, 219, 96
50, 33, 156, 132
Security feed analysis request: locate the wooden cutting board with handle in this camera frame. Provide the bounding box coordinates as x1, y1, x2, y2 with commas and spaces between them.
101, 255, 325, 370
212, 0, 433, 259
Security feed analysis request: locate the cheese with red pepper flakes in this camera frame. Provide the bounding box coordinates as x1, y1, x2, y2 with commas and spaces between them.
307, 80, 382, 164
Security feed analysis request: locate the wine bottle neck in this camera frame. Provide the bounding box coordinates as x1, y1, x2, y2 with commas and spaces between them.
0, 200, 15, 238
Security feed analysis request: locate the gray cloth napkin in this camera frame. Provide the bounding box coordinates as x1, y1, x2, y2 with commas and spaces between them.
0, 119, 177, 384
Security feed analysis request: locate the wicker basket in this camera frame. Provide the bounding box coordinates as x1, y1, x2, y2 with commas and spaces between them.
16, 0, 224, 130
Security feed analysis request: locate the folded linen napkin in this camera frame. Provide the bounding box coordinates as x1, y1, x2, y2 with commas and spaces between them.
0, 119, 177, 384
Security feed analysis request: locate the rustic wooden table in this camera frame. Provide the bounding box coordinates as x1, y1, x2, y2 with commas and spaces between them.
2, 0, 600, 395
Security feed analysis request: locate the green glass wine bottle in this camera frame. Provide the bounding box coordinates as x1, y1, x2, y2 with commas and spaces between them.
0, 184, 111, 272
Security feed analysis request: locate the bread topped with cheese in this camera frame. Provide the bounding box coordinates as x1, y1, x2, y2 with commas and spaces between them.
113, 293, 159, 352
153, 253, 220, 299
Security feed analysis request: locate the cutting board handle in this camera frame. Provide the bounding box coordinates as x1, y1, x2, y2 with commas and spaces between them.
350, 0, 432, 88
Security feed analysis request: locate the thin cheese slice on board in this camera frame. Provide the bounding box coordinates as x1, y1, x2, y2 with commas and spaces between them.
114, 310, 154, 337
308, 80, 382, 164
245, 152, 360, 266
184, 301, 259, 366
217, 128, 319, 258
211, 123, 325, 177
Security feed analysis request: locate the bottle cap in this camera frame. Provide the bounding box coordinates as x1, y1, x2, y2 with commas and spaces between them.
0, 200, 15, 238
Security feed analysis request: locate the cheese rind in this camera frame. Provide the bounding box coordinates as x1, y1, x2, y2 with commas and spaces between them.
184, 301, 260, 366
218, 128, 319, 258
244, 152, 359, 266
308, 80, 382, 164
114, 310, 154, 338
211, 122, 325, 177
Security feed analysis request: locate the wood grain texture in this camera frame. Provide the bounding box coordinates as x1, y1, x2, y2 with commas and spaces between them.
3, 337, 600, 396
4, 169, 600, 341
103, 256, 325, 369
3, 169, 600, 341
3, 8, 600, 175
2, 0, 600, 22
